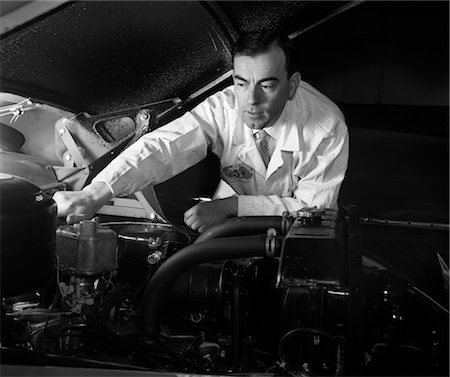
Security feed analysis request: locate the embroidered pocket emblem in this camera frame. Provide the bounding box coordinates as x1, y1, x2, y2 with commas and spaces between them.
222, 164, 254, 181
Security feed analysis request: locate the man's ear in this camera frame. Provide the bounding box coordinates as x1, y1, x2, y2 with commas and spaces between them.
288, 72, 301, 99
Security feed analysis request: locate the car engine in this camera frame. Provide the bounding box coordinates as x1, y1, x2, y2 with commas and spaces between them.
0, 174, 448, 376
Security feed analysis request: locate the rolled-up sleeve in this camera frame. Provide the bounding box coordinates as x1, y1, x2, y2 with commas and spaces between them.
237, 194, 307, 216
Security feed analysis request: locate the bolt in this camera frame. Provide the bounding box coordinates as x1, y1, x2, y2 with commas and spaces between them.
140, 112, 150, 121
190, 312, 203, 323
147, 236, 162, 248
267, 227, 277, 237
59, 128, 66, 135
147, 251, 162, 265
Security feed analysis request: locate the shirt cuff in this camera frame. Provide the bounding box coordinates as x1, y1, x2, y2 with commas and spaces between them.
91, 178, 115, 197
237, 195, 285, 216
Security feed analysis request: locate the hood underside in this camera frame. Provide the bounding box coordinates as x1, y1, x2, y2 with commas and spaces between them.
0, 1, 448, 225
0, 1, 352, 114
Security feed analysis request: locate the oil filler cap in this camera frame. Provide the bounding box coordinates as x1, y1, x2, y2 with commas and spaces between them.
296, 207, 325, 225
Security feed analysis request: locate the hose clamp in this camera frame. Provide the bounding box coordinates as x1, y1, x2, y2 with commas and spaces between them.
281, 211, 294, 234
265, 228, 277, 257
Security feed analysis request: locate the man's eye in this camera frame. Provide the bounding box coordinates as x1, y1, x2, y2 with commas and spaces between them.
236, 82, 246, 87
261, 84, 274, 90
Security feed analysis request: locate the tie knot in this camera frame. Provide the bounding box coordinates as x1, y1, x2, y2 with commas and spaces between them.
255, 129, 269, 141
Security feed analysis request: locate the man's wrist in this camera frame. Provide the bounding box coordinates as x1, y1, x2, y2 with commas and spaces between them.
82, 181, 113, 209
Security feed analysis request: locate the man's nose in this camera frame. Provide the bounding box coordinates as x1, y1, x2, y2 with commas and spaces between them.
247, 85, 261, 105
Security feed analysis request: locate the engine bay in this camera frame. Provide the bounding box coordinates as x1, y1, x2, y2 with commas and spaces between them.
0, 2, 448, 375
1, 176, 448, 376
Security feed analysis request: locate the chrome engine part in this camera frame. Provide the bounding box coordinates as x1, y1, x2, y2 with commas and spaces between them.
55, 219, 118, 315
56, 219, 118, 276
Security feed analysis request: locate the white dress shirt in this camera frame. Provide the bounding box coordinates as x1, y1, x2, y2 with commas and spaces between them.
93, 81, 349, 216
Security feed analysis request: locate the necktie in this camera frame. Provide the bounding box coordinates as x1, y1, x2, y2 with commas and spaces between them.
255, 129, 271, 167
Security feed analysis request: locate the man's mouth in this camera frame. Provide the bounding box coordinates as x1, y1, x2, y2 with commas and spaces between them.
246, 111, 263, 118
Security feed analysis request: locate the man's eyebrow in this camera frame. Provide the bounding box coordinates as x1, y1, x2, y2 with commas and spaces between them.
233, 75, 248, 82
233, 75, 279, 83
259, 77, 279, 84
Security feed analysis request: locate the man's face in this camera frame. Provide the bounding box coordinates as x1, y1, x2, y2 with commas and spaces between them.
233, 44, 293, 130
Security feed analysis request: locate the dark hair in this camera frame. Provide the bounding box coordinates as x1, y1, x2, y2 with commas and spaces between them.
232, 29, 298, 78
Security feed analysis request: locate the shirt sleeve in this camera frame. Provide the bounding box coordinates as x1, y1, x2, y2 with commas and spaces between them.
237, 118, 349, 216
92, 96, 224, 197
237, 195, 308, 216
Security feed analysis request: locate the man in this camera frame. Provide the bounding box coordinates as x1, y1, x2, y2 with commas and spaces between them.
54, 30, 349, 233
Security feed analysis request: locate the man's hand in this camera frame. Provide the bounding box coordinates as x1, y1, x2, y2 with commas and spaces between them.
52, 181, 113, 223
184, 197, 238, 233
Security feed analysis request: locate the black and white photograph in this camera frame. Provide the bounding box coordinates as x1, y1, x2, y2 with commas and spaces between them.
0, 1, 448, 376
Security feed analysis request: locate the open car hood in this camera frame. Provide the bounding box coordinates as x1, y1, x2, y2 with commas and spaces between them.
0, 1, 354, 114
0, 0, 448, 225
0, 0, 362, 225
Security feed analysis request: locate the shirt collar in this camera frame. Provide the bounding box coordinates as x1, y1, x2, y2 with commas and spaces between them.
253, 99, 301, 152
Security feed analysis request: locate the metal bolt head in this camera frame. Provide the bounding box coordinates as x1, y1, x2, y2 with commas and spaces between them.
147, 250, 163, 265
266, 227, 277, 237
147, 236, 162, 248
139, 112, 150, 121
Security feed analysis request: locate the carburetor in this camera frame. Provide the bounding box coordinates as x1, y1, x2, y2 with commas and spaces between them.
56, 219, 117, 313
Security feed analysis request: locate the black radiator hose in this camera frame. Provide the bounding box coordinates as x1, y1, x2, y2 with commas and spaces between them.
194, 215, 293, 243
141, 235, 272, 334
